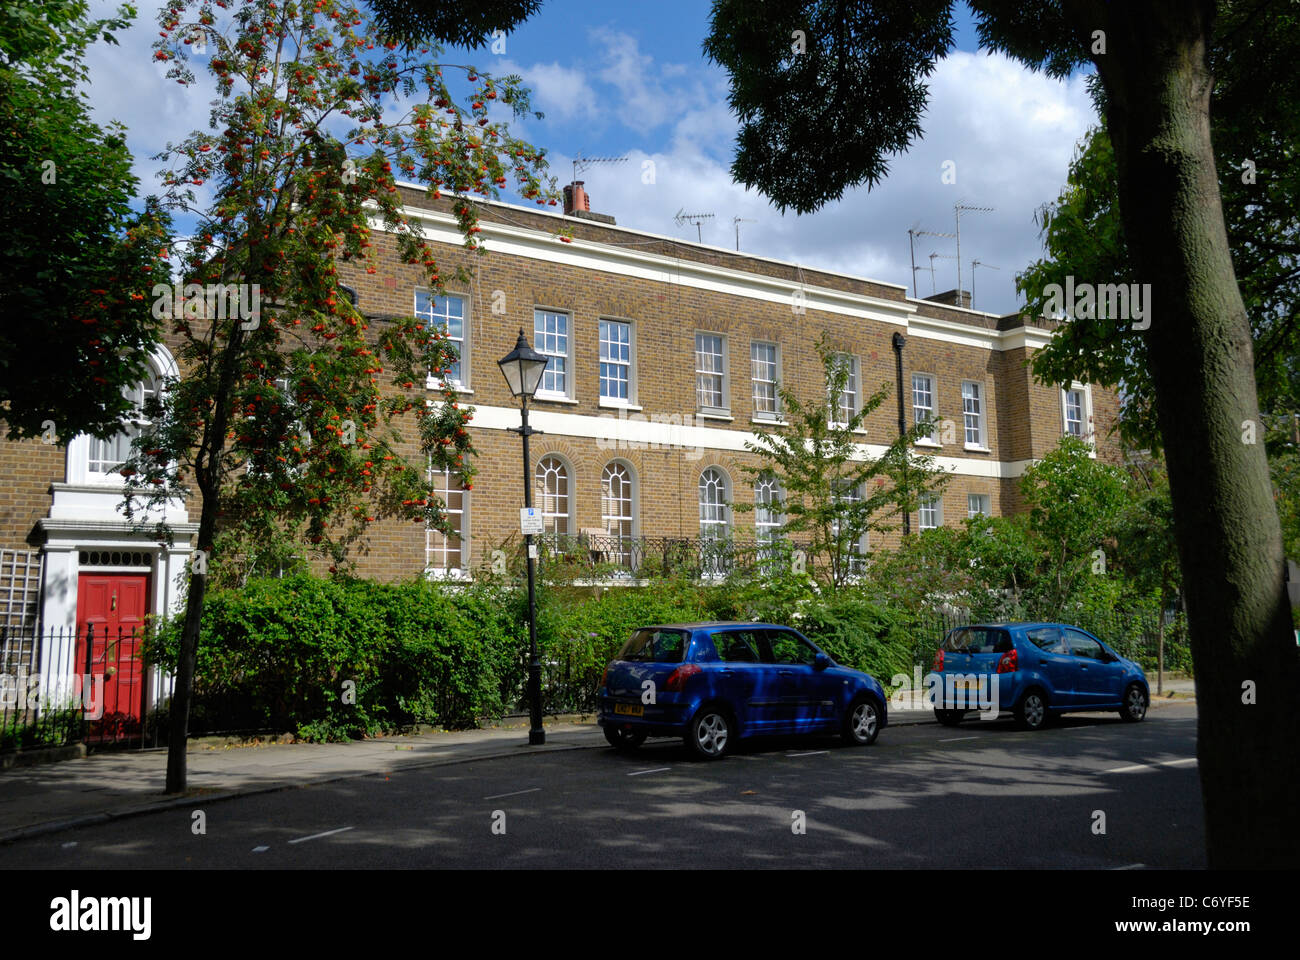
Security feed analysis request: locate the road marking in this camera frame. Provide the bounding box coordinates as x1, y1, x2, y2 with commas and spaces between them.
1113, 863, 1146, 870
627, 767, 671, 776
61, 842, 77, 849
736, 755, 765, 760
483, 787, 541, 800
1104, 758, 1197, 774
287, 826, 354, 845
938, 737, 979, 743
251, 846, 270, 853
786, 750, 828, 757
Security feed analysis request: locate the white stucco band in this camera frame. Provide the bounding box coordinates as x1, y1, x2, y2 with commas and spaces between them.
464, 403, 1037, 480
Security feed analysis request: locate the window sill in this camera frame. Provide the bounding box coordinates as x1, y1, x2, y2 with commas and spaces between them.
599, 399, 642, 411
751, 415, 785, 427
534, 394, 580, 405
697, 410, 733, 422
425, 379, 472, 395
963, 444, 992, 454
914, 439, 943, 449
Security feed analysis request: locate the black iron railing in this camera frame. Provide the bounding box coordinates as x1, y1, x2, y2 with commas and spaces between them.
535, 532, 814, 580
1, 624, 159, 756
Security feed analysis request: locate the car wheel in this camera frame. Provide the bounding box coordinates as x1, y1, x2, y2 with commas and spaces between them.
685, 707, 733, 760
1119, 683, 1148, 722
1015, 689, 1049, 731
843, 697, 881, 746
935, 709, 965, 727
603, 725, 647, 751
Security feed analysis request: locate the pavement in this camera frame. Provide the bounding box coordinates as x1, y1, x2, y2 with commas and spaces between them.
0, 677, 1196, 845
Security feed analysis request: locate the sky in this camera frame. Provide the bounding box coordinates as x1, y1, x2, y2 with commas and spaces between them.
82, 0, 1100, 317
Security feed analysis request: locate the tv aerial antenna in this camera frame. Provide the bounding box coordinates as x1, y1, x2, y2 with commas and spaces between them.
970, 260, 1000, 311
571, 150, 627, 185
732, 216, 756, 251
908, 224, 956, 297
954, 201, 994, 308
675, 209, 715, 243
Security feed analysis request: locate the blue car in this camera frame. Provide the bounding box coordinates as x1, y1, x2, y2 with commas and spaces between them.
597, 622, 888, 760
929, 622, 1150, 730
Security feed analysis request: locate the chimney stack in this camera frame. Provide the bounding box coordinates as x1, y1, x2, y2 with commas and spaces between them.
563, 181, 589, 216
561, 181, 616, 225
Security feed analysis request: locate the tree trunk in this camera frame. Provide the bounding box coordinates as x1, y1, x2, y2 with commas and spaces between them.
164, 502, 214, 794
1084, 0, 1300, 866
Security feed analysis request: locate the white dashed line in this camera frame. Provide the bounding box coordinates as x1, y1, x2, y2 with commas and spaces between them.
251, 846, 270, 853
483, 787, 541, 800
1113, 863, 1146, 870
287, 826, 354, 845
786, 750, 828, 757
627, 767, 671, 776
1104, 758, 1197, 774
939, 737, 979, 743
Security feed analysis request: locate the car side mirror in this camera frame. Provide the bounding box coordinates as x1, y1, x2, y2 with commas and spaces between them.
813, 653, 831, 671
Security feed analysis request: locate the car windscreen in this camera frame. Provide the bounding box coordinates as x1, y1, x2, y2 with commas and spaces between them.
617, 628, 689, 663
941, 627, 1013, 654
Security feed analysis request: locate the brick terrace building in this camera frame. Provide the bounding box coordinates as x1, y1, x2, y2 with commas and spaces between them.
0, 181, 1119, 655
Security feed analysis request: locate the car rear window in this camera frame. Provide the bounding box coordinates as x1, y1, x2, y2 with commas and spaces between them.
942, 627, 1013, 654
617, 628, 689, 663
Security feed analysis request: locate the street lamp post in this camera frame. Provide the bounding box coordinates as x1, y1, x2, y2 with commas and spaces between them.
498, 330, 549, 746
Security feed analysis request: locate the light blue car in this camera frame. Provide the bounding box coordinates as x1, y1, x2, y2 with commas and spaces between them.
929, 623, 1150, 730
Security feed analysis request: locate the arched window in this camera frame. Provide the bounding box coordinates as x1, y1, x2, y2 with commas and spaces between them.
754, 475, 783, 546
699, 467, 730, 540
600, 461, 635, 565
87, 368, 164, 478
535, 456, 571, 536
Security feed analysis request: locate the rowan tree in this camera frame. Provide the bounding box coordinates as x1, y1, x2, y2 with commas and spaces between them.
121, 0, 557, 792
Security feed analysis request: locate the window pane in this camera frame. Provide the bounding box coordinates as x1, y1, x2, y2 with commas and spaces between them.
416, 292, 465, 384
751, 342, 778, 416
601, 462, 635, 565
968, 493, 989, 518
912, 373, 937, 442
1065, 390, 1084, 436
699, 468, 729, 539
695, 334, 725, 409
599, 320, 631, 401
535, 309, 569, 394
962, 381, 982, 446
427, 466, 467, 573
536, 456, 570, 535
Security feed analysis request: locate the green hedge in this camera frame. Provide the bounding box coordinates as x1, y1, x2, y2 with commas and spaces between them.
146, 575, 524, 740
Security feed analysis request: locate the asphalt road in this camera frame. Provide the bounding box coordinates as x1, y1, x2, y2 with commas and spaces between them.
0, 703, 1203, 869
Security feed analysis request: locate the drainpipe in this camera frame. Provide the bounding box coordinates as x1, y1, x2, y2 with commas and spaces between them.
892, 332, 910, 536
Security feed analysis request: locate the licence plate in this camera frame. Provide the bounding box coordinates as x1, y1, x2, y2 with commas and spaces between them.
614, 703, 644, 717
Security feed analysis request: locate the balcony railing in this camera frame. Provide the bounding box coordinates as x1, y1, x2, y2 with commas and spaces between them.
535, 532, 811, 580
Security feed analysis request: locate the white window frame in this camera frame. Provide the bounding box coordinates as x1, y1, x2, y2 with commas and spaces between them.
832, 481, 869, 576
600, 460, 638, 567
598, 318, 635, 407
85, 375, 162, 480
751, 341, 781, 421
425, 464, 469, 579
1062, 382, 1095, 453
754, 474, 783, 545
919, 494, 942, 531
698, 467, 731, 540
912, 373, 940, 446
416, 290, 469, 392
695, 332, 730, 417
967, 493, 991, 518
535, 455, 573, 536
829, 353, 859, 429
534, 307, 572, 401
962, 380, 986, 450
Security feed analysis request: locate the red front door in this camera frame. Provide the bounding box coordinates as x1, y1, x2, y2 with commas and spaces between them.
75, 573, 149, 735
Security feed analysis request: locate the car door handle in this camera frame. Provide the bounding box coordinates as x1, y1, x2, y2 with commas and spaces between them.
719, 669, 734, 676
778, 669, 794, 676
